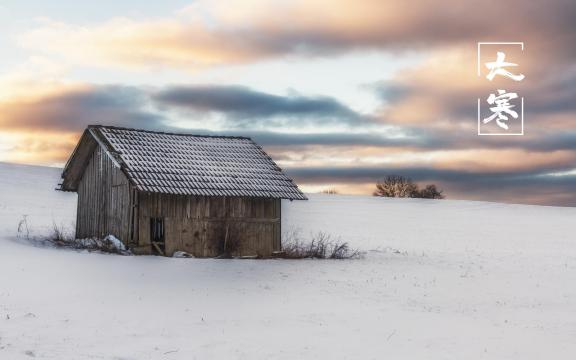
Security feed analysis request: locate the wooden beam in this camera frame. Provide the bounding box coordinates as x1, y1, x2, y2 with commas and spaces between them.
152, 241, 165, 256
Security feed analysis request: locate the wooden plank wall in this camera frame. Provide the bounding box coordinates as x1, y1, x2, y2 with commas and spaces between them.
76, 146, 132, 243
137, 193, 281, 257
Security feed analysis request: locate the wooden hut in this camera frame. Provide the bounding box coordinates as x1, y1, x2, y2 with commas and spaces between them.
58, 125, 307, 257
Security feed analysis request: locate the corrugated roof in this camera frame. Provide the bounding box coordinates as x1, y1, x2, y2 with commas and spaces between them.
85, 125, 307, 200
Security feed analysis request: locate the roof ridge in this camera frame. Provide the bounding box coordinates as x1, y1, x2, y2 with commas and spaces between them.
88, 124, 253, 140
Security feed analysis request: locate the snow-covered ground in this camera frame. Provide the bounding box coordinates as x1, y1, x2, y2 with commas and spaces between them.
1, 161, 576, 359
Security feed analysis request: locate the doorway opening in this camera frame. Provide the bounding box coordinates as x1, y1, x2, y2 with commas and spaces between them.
150, 217, 165, 255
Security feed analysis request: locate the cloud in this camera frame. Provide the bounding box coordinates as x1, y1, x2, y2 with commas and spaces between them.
0, 81, 375, 134
154, 85, 367, 127
0, 56, 71, 101
0, 85, 164, 132
4, 80, 576, 153
197, 127, 576, 154
0, 132, 79, 165
16, 0, 576, 69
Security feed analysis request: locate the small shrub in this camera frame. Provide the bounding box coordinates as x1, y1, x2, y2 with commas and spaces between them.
329, 241, 360, 259
418, 184, 445, 199
282, 231, 361, 259
48, 221, 72, 245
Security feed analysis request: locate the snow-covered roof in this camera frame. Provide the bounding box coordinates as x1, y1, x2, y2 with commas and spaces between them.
60, 125, 307, 200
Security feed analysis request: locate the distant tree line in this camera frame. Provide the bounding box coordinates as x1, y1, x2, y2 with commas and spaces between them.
373, 175, 445, 199
320, 188, 339, 195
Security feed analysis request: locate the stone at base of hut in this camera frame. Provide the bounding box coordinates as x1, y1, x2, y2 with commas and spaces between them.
172, 251, 194, 258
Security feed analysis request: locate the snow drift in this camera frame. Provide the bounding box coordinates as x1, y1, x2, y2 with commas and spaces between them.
1, 161, 576, 359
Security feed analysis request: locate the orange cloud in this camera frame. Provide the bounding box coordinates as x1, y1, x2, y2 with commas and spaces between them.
0, 131, 78, 165
17, 0, 575, 70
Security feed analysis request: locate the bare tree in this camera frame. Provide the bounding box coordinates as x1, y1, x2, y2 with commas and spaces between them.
373, 175, 445, 199
373, 175, 419, 198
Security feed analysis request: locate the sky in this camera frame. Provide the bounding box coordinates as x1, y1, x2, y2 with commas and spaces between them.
1, 0, 576, 206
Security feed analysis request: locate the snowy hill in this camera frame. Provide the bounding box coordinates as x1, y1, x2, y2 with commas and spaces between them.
1, 161, 576, 359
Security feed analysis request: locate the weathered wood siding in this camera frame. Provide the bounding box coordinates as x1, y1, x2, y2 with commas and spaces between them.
137, 193, 281, 257
76, 146, 133, 243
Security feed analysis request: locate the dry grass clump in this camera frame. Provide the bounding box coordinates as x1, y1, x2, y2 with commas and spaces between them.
17, 216, 131, 255
280, 230, 361, 259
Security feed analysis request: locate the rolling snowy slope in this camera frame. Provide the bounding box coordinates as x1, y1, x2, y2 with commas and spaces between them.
1, 162, 576, 359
